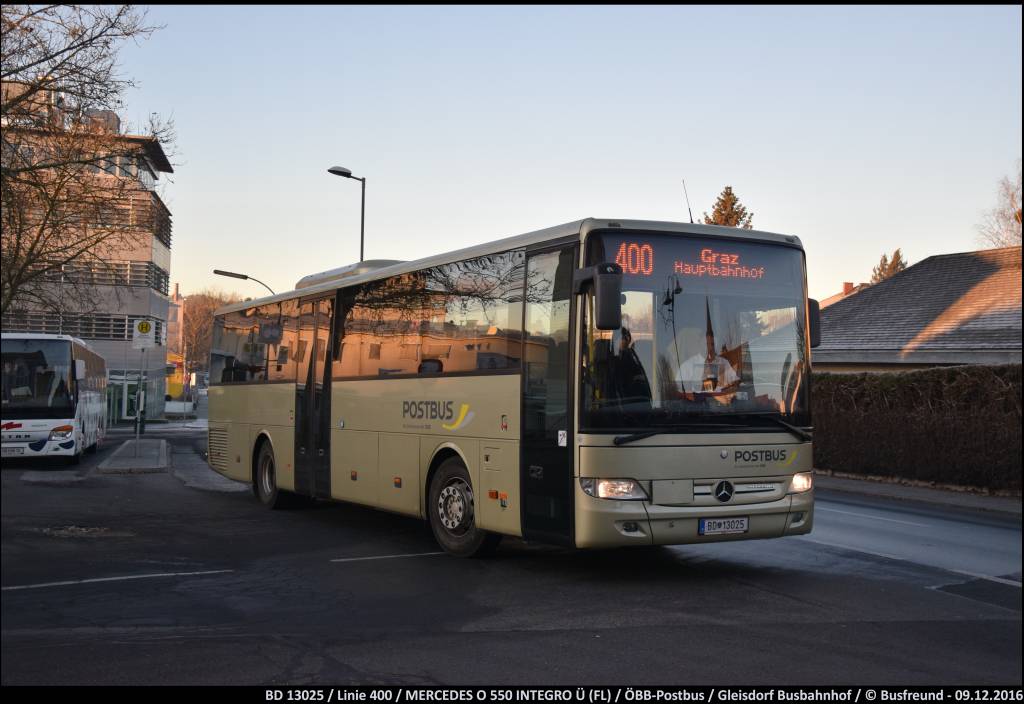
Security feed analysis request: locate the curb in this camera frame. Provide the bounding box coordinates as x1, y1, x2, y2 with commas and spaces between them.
96, 439, 169, 474
814, 472, 1022, 517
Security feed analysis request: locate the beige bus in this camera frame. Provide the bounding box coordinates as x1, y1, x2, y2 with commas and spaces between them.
207, 218, 819, 556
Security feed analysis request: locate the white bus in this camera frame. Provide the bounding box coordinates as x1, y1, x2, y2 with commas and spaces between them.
208, 219, 820, 556
1, 333, 107, 464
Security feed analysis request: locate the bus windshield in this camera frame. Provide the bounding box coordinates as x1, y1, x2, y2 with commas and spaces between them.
581, 232, 810, 431
1, 340, 74, 418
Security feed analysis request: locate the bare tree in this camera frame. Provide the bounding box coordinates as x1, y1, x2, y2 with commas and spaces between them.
0, 128, 171, 316
977, 160, 1022, 249
1, 5, 174, 316
183, 289, 243, 373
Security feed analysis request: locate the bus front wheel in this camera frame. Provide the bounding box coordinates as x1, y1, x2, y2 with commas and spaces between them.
428, 457, 501, 558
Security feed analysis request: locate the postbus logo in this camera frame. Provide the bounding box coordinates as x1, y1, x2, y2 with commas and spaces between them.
442, 404, 475, 431
732, 448, 799, 467
401, 401, 475, 431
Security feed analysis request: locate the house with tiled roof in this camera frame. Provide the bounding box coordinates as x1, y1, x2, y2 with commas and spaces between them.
820, 281, 871, 308
814, 246, 1022, 372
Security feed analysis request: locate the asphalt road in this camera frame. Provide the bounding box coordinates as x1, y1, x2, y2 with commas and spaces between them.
1, 426, 1020, 685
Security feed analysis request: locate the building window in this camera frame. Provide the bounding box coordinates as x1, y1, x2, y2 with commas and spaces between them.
0, 311, 163, 343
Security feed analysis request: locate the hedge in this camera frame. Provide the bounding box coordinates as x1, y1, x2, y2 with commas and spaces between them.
811, 364, 1022, 491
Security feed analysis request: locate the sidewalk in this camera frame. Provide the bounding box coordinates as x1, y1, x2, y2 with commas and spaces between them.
107, 418, 207, 434
814, 471, 1022, 517
96, 439, 169, 473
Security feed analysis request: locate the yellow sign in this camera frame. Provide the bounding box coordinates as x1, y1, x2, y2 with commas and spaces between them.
132, 318, 156, 350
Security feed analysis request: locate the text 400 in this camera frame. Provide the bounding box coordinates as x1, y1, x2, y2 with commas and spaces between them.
615, 242, 654, 275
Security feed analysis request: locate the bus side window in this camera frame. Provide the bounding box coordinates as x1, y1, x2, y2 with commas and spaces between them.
428, 249, 525, 375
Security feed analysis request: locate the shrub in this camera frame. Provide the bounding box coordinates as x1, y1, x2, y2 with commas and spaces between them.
811, 364, 1022, 491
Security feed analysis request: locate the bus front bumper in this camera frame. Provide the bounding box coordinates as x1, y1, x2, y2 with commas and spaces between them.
574, 483, 814, 549
0, 438, 78, 458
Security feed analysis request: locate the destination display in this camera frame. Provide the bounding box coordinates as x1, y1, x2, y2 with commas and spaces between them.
612, 240, 773, 281
594, 232, 804, 296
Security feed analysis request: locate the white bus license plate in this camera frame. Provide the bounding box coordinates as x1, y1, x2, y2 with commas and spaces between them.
1, 447, 25, 456
699, 517, 749, 535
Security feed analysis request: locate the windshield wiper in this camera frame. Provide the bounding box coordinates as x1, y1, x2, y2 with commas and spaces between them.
725, 414, 813, 442
613, 423, 736, 446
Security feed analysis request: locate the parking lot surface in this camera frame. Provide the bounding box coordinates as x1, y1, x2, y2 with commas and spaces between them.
2, 427, 1020, 685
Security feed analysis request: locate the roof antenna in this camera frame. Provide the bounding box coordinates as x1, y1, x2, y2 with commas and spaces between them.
682, 179, 695, 224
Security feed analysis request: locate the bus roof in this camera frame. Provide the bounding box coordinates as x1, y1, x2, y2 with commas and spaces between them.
0, 332, 101, 356
214, 217, 805, 316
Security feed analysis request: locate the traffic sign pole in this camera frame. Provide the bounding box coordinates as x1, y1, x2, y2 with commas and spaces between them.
135, 347, 146, 457
131, 319, 156, 457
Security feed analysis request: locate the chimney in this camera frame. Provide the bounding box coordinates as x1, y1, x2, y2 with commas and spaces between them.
173, 282, 180, 299
83, 108, 120, 134
842, 282, 854, 295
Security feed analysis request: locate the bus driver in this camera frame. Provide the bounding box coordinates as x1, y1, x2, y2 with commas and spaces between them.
676, 326, 739, 394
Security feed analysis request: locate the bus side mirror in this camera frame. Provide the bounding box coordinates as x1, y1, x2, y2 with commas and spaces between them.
808, 299, 821, 348
574, 263, 623, 330
74, 359, 86, 380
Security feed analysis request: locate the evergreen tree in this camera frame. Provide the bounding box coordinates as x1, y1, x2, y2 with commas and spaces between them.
703, 186, 754, 229
871, 248, 908, 283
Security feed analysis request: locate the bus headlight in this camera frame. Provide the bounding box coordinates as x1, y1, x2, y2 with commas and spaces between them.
48, 425, 74, 440
790, 472, 813, 493
580, 477, 648, 501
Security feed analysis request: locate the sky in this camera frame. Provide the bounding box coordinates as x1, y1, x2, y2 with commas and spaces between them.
117, 5, 1023, 301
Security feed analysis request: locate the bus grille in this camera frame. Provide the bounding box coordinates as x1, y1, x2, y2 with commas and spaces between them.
208, 427, 228, 471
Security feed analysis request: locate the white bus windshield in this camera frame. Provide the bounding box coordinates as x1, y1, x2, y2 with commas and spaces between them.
1, 340, 74, 418
581, 232, 810, 431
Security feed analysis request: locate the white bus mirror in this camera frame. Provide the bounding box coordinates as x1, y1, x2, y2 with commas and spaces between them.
74, 358, 87, 380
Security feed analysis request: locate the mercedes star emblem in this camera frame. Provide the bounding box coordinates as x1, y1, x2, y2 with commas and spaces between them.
714, 480, 734, 503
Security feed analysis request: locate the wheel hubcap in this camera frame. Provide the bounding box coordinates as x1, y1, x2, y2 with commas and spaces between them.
260, 454, 274, 498
438, 479, 474, 535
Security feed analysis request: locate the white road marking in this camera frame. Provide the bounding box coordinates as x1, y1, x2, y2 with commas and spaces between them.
1, 569, 234, 592
817, 506, 931, 528
330, 552, 445, 563
803, 538, 1022, 588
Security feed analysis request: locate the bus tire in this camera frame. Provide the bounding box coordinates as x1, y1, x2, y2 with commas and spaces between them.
254, 441, 291, 510
428, 457, 502, 558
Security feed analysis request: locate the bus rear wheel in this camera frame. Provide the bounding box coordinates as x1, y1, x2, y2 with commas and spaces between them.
428, 457, 501, 558
254, 442, 291, 509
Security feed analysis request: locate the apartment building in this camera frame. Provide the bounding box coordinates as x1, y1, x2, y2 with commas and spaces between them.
167, 282, 185, 357
1, 81, 175, 422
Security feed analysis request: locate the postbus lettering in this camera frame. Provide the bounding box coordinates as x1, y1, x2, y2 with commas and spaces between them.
402, 400, 455, 421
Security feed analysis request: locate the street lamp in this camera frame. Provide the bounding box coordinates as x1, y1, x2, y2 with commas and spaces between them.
212, 269, 276, 296
327, 165, 366, 262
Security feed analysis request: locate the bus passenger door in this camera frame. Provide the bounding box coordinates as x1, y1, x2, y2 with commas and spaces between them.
520, 246, 577, 546
295, 297, 333, 499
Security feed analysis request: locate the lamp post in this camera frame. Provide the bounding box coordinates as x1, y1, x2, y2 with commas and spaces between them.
327, 165, 366, 262
212, 269, 276, 296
